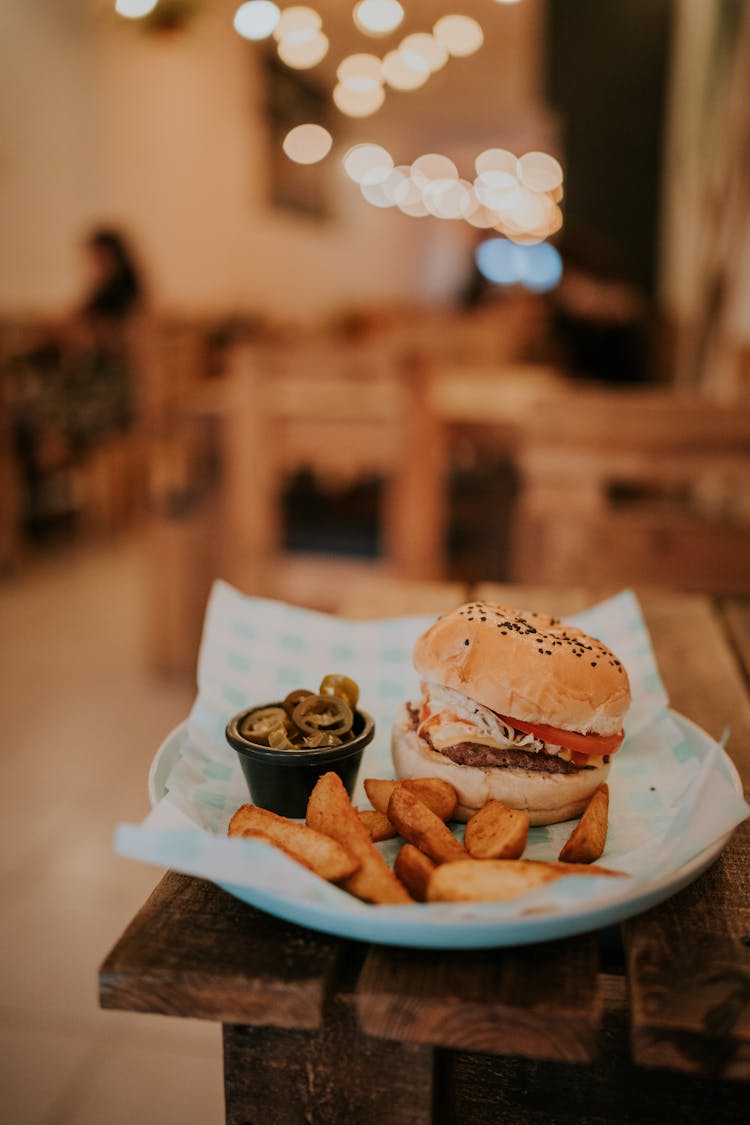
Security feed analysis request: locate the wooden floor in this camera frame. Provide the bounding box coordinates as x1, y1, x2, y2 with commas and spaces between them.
0, 536, 223, 1124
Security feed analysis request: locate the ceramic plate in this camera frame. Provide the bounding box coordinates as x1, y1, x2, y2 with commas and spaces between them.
147, 711, 741, 948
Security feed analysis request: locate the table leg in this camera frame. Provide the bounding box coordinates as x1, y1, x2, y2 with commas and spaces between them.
223, 993, 434, 1125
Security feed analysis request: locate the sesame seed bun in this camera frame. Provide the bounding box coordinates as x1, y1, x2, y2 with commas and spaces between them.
391, 601, 631, 825
413, 602, 631, 737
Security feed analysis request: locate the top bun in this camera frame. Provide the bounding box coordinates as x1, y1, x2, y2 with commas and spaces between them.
413, 601, 631, 737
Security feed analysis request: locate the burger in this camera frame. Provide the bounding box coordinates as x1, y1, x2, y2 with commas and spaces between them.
392, 601, 631, 825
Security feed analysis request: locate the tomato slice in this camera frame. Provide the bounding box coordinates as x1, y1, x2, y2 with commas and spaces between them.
499, 714, 625, 758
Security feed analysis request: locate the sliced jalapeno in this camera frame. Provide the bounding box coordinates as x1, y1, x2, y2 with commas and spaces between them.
319, 674, 360, 711
240, 706, 289, 744
302, 731, 343, 748
282, 688, 314, 719
292, 694, 354, 737
267, 726, 296, 750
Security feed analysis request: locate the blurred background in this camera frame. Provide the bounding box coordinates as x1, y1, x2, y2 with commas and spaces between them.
1, 1, 749, 1122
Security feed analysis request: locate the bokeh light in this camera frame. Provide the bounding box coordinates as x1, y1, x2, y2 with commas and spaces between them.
343, 143, 393, 184
381, 50, 429, 90
278, 31, 329, 68
233, 1, 280, 40
399, 33, 448, 75
517, 151, 564, 193
337, 54, 383, 93
353, 0, 404, 37
360, 179, 397, 208
274, 6, 321, 43
433, 15, 484, 58
411, 153, 459, 189
344, 140, 564, 242
519, 241, 563, 290
476, 238, 563, 291
282, 123, 332, 164
476, 238, 520, 284
333, 82, 385, 116
115, 0, 158, 17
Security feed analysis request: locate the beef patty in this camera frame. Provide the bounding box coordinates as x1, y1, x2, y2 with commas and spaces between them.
408, 705, 584, 774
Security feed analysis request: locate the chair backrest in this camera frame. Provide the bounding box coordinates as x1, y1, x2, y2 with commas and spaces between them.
215, 338, 447, 596
510, 387, 750, 592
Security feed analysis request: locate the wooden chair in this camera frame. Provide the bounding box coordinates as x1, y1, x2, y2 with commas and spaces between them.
214, 339, 447, 608
510, 387, 750, 592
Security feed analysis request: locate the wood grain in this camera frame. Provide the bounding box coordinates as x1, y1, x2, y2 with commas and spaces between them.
355, 936, 602, 1062
621, 594, 750, 1077
723, 598, 750, 690
223, 960, 434, 1125
435, 977, 750, 1124
99, 871, 342, 1028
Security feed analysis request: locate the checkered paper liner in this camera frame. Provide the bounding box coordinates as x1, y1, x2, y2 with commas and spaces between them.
116, 582, 749, 918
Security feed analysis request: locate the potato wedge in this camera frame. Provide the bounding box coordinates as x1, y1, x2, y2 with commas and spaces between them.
427, 856, 626, 904
358, 808, 397, 842
228, 804, 359, 883
306, 773, 412, 904
387, 786, 466, 865
394, 843, 436, 902
427, 859, 560, 903
364, 777, 458, 822
558, 783, 609, 864
234, 828, 313, 870
464, 800, 529, 860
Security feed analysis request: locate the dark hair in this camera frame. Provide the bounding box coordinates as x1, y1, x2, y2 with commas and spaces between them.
84, 226, 143, 321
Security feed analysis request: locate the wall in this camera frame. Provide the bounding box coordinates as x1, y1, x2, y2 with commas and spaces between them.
0, 0, 548, 321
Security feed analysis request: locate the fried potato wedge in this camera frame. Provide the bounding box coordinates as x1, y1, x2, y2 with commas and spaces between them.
365, 777, 458, 822
427, 856, 626, 903
558, 783, 609, 864
228, 804, 359, 883
234, 828, 312, 870
306, 773, 412, 904
387, 786, 466, 865
464, 800, 529, 860
427, 859, 559, 903
358, 808, 398, 842
394, 843, 436, 902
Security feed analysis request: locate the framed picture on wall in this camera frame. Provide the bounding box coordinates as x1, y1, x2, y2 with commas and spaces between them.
264, 53, 330, 220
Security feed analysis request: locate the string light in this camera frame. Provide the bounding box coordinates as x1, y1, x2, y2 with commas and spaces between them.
233, 1, 280, 40
259, 6, 565, 244
115, 0, 159, 17
343, 143, 394, 184
277, 31, 329, 68
341, 144, 564, 242
353, 0, 405, 37
433, 15, 484, 58
282, 123, 332, 164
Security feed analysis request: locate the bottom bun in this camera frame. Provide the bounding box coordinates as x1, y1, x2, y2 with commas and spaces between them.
391, 703, 609, 826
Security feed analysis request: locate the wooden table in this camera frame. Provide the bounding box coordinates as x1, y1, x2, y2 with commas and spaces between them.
100, 583, 750, 1123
